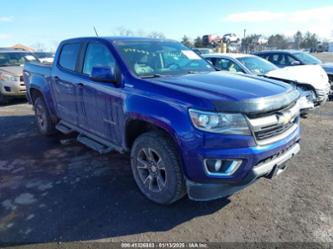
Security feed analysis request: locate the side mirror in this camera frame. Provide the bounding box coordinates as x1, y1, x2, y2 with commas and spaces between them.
90, 66, 119, 83
291, 61, 301, 66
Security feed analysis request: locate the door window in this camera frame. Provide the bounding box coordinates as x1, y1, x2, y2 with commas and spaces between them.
59, 43, 81, 71
285, 55, 298, 65
83, 43, 116, 76
269, 54, 288, 66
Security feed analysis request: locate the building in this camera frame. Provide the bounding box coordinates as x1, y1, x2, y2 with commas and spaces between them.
10, 43, 35, 52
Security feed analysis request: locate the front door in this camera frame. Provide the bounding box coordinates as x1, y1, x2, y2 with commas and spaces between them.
77, 42, 124, 145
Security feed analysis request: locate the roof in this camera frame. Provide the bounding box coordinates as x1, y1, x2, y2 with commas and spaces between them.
0, 49, 32, 53
254, 50, 301, 54
61, 36, 176, 44
11, 43, 35, 52
202, 53, 255, 59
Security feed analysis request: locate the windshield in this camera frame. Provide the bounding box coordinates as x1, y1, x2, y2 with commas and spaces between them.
113, 40, 214, 77
237, 56, 278, 75
0, 52, 39, 67
293, 52, 321, 65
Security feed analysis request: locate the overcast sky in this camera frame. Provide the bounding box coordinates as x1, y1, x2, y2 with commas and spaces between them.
1, 0, 333, 50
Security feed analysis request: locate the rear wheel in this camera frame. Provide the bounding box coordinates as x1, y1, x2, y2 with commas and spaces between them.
33, 96, 56, 136
130, 131, 186, 204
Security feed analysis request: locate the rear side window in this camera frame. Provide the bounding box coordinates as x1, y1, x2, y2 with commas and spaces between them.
59, 43, 81, 71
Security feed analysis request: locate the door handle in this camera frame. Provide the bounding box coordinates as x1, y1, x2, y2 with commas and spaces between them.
77, 83, 84, 87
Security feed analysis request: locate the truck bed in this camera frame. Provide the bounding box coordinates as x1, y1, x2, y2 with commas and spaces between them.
24, 62, 52, 77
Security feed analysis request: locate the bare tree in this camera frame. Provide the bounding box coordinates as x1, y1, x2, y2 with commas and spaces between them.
194, 36, 203, 48
293, 31, 303, 49
241, 34, 261, 52
181, 35, 193, 47
148, 32, 165, 39
268, 34, 289, 49
113, 27, 165, 39
115, 26, 134, 36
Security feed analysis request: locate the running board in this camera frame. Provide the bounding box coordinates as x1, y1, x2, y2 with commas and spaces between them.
77, 134, 113, 154
56, 122, 74, 134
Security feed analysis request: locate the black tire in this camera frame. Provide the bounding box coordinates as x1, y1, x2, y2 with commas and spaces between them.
300, 112, 308, 119
130, 131, 186, 204
0, 92, 8, 105
33, 96, 56, 136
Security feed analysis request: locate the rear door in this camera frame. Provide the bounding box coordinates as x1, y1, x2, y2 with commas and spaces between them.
76, 42, 124, 145
52, 43, 81, 125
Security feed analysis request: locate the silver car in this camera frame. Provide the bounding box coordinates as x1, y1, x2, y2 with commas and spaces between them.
0, 50, 39, 104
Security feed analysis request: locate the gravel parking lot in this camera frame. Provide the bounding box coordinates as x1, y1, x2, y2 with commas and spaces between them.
0, 99, 332, 247
312, 52, 333, 63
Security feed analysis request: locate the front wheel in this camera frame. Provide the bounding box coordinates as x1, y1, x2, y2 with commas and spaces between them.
130, 131, 186, 204
33, 96, 56, 136
0, 92, 8, 105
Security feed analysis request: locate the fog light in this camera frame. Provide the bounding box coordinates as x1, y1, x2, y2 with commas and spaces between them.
204, 159, 242, 176
4, 86, 11, 92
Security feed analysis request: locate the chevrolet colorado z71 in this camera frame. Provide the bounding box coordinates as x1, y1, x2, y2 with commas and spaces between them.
24, 37, 301, 204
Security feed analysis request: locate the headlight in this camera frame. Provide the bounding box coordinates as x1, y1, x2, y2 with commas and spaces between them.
0, 72, 19, 82
189, 109, 251, 135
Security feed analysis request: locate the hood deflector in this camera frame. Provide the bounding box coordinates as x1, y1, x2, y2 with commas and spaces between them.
213, 89, 300, 114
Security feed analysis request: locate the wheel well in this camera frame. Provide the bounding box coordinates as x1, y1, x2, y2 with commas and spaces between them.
328, 74, 333, 83
30, 88, 43, 103
126, 119, 177, 149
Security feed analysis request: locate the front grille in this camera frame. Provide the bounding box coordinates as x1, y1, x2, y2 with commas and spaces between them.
255, 122, 295, 140
247, 103, 299, 145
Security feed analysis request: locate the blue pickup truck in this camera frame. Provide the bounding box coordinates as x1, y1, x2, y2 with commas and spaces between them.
24, 37, 301, 204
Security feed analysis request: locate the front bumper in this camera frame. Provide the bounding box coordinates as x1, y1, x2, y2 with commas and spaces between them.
187, 142, 300, 201
0, 80, 26, 97
314, 87, 330, 106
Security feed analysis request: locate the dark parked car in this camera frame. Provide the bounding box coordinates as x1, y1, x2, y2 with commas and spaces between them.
254, 50, 333, 83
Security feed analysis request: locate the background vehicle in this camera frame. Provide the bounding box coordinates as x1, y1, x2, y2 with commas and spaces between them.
24, 37, 301, 204
222, 33, 240, 44
34, 52, 54, 64
202, 34, 221, 47
254, 50, 333, 84
0, 49, 39, 104
204, 53, 330, 112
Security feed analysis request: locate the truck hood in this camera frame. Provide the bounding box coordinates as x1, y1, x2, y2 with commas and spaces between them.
149, 71, 299, 114
322, 63, 333, 74
0, 66, 23, 76
265, 65, 330, 90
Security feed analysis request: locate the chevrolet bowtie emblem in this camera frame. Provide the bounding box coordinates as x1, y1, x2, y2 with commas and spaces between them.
278, 112, 292, 125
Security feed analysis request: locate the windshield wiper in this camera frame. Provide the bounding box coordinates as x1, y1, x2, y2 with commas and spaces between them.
187, 70, 213, 74
187, 71, 198, 74
140, 74, 162, 79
